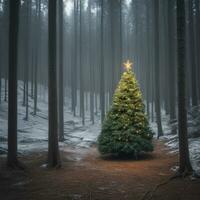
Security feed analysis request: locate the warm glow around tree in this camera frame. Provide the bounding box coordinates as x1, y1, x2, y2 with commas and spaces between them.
98, 61, 154, 157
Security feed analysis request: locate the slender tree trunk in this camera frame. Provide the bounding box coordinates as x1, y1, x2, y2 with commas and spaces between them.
188, 0, 198, 107
34, 0, 41, 116
177, 0, 193, 174
4, 73, 7, 102
154, 0, 163, 138
168, 0, 176, 121
31, 53, 34, 99
0, 0, 2, 104
194, 0, 200, 102
24, 1, 31, 121
110, 0, 116, 97
194, 0, 200, 103
7, 0, 20, 167
145, 0, 150, 119
71, 0, 78, 116
58, 0, 64, 141
119, 0, 122, 75
23, 77, 26, 106
25, 70, 29, 120
0, 63, 1, 104
48, 0, 60, 168
89, 0, 94, 124
79, 0, 85, 125
100, 0, 105, 123
2, 0, 8, 103
34, 51, 38, 115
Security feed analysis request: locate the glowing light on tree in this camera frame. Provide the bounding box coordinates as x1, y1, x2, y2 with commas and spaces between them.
123, 60, 133, 71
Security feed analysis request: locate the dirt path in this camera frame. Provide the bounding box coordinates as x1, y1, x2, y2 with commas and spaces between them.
0, 140, 200, 200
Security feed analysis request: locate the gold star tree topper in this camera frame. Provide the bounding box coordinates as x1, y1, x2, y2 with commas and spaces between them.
123, 60, 133, 71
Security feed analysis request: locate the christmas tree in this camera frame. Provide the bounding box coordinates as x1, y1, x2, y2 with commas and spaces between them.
98, 60, 153, 157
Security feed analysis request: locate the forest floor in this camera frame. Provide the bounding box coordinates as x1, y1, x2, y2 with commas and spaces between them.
0, 140, 200, 200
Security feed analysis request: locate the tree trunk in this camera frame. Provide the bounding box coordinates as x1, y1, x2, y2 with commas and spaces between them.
34, 0, 41, 116
24, 0, 31, 121
100, 0, 105, 123
89, 0, 94, 124
7, 0, 20, 167
168, 0, 176, 121
79, 0, 85, 125
0, 63, 1, 104
176, 0, 193, 174
194, 0, 200, 102
4, 74, 7, 102
58, 0, 64, 141
188, 0, 198, 107
48, 0, 60, 168
71, 0, 78, 117
154, 0, 163, 138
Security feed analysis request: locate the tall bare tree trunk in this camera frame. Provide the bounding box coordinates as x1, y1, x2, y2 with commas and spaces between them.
168, 0, 176, 121
34, 0, 41, 116
24, 0, 31, 121
89, 0, 94, 124
188, 0, 198, 107
71, 0, 78, 116
154, 0, 163, 138
7, 0, 20, 167
79, 0, 85, 125
177, 0, 193, 174
58, 0, 64, 141
100, 0, 105, 123
48, 0, 60, 168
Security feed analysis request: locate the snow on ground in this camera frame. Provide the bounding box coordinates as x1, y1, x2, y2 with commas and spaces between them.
0, 79, 101, 156
150, 107, 200, 172
0, 79, 199, 172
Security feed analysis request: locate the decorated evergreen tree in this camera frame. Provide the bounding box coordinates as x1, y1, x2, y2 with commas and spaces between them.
98, 60, 153, 157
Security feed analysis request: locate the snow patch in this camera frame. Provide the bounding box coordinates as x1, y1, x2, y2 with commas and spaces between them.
0, 79, 101, 156
150, 106, 200, 172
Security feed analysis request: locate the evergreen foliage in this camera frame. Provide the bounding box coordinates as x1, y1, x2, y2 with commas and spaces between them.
98, 64, 154, 157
